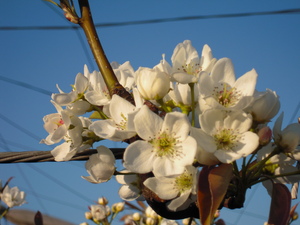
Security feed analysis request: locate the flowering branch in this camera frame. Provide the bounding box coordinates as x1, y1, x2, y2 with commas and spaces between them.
77, 0, 134, 104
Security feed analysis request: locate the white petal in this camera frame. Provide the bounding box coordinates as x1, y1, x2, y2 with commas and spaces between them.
134, 105, 163, 140
211, 58, 235, 85
143, 177, 178, 200
110, 95, 135, 124
51, 142, 77, 161
234, 69, 258, 96
224, 111, 252, 133
162, 112, 190, 141
123, 141, 155, 174
167, 191, 191, 211
75, 73, 89, 93
153, 157, 185, 177
118, 185, 140, 201
273, 112, 284, 142
200, 109, 225, 135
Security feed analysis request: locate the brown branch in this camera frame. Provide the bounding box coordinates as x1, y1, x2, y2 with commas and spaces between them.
78, 0, 134, 104
0, 148, 124, 163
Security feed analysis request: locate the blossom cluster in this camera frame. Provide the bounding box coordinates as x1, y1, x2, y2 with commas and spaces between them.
41, 40, 300, 215
80, 197, 202, 225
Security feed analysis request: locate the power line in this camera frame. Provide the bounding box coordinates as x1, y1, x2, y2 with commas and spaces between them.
1, 8, 299, 31
0, 76, 52, 96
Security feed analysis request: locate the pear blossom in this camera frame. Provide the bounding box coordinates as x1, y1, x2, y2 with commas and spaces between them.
82, 146, 116, 184
52, 72, 89, 106
123, 105, 197, 177
251, 88, 280, 123
171, 40, 216, 84
136, 66, 170, 100
84, 66, 111, 106
40, 101, 74, 145
257, 143, 300, 195
51, 141, 91, 162
199, 58, 258, 111
168, 82, 199, 108
89, 95, 137, 141
196, 109, 259, 163
144, 165, 198, 211
273, 112, 300, 153
190, 127, 220, 166
111, 61, 136, 91
1, 185, 26, 208
116, 170, 144, 201
90, 204, 109, 221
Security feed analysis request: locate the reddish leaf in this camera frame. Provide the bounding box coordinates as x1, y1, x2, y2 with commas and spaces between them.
215, 219, 226, 225
34, 211, 43, 225
197, 164, 233, 225
198, 165, 214, 225
268, 183, 291, 225
208, 163, 233, 222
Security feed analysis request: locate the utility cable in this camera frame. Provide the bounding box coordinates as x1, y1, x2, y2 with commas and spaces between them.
0, 8, 299, 31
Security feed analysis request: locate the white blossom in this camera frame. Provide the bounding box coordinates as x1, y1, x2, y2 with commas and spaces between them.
123, 105, 197, 177
196, 109, 259, 163
82, 146, 115, 184
171, 40, 216, 84
199, 58, 257, 111
89, 94, 137, 141
144, 165, 198, 211
1, 185, 26, 208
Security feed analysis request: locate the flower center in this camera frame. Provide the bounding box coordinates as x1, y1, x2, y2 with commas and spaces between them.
179, 61, 201, 76
213, 128, 241, 151
174, 171, 193, 193
150, 131, 180, 158
55, 118, 64, 127
116, 113, 127, 130
213, 83, 241, 107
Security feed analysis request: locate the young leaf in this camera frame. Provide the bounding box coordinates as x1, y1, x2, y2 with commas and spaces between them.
268, 182, 291, 225
198, 164, 233, 225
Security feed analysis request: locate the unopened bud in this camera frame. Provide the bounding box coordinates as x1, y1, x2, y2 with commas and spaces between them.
292, 212, 298, 220
80, 223, 89, 225
214, 210, 220, 218
98, 197, 108, 205
258, 126, 272, 146
116, 202, 125, 212
132, 212, 141, 221
145, 217, 155, 225
85, 212, 92, 220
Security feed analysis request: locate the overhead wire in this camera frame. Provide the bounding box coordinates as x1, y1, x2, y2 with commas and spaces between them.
0, 8, 299, 31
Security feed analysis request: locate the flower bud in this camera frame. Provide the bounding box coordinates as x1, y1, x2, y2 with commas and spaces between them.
145, 217, 155, 225
85, 212, 92, 220
80, 223, 89, 225
136, 67, 170, 100
112, 202, 125, 213
132, 212, 141, 221
251, 89, 280, 123
98, 197, 108, 205
116, 202, 125, 212
258, 126, 272, 146
292, 212, 298, 220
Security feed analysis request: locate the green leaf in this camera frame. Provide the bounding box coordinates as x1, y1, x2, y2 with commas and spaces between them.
89, 111, 102, 119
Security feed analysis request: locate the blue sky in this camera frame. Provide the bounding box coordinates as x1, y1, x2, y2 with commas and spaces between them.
0, 1, 300, 224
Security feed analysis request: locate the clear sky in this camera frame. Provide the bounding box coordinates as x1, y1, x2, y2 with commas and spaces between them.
0, 1, 300, 225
